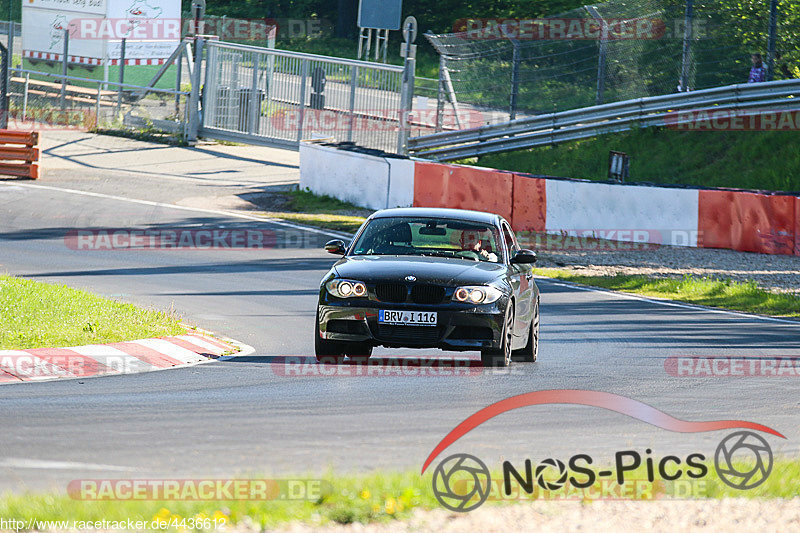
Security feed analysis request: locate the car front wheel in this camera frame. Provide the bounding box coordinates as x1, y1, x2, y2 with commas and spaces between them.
512, 300, 539, 363
481, 304, 513, 367
315, 311, 373, 364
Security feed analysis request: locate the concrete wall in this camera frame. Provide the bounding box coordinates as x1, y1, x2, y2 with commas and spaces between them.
298, 142, 799, 256
299, 142, 414, 211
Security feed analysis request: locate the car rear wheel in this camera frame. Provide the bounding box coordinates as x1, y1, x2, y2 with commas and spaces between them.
481, 304, 513, 367
512, 300, 539, 362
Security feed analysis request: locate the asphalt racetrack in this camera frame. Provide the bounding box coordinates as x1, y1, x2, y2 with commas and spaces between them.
1, 179, 799, 493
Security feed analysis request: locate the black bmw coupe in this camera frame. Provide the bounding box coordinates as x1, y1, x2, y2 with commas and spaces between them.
315, 207, 540, 367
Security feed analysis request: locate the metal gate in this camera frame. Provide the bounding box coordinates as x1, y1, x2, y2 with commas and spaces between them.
201, 41, 411, 154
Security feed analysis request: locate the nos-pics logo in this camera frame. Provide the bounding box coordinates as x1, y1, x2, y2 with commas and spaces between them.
423, 390, 783, 512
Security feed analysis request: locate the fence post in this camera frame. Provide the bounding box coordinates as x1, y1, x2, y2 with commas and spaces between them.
174, 43, 183, 116
766, 0, 779, 81
116, 38, 126, 116
7, 12, 13, 74
60, 29, 69, 111
23, 73, 29, 122
586, 6, 606, 105
297, 59, 309, 143
0, 42, 7, 129
347, 66, 357, 142
509, 39, 521, 120
187, 36, 204, 143
95, 83, 101, 129
435, 55, 446, 132
248, 53, 259, 134
398, 24, 416, 154
680, 0, 694, 91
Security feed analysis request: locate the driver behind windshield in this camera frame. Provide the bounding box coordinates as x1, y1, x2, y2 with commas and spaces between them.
459, 231, 498, 262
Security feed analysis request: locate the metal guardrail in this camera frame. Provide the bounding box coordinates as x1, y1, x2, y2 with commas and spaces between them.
408, 79, 800, 161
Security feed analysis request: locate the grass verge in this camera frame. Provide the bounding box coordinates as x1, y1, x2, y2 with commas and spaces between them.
1, 459, 798, 529
473, 127, 800, 193
533, 268, 800, 317
0, 275, 185, 350
258, 189, 368, 234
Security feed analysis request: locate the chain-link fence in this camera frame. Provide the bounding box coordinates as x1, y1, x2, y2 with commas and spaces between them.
425, 0, 798, 126
6, 69, 189, 135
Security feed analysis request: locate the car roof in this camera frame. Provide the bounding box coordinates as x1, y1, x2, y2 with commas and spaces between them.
370, 207, 502, 226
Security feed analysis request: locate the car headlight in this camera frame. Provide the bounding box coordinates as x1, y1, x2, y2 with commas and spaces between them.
452, 286, 503, 304
326, 279, 368, 298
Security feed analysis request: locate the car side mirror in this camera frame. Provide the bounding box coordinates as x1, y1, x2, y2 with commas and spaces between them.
511, 249, 537, 264
324, 239, 346, 255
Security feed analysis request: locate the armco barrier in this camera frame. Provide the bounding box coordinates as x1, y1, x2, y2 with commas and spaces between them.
511, 174, 547, 232
413, 162, 513, 222
0, 130, 39, 179
698, 190, 796, 255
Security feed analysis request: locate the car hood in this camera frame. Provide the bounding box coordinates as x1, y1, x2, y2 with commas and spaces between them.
333, 255, 506, 286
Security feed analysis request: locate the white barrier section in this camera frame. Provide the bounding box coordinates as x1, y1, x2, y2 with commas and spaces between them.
299, 142, 414, 211
545, 180, 701, 247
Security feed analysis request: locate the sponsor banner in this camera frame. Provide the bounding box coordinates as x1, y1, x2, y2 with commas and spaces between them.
665, 357, 800, 377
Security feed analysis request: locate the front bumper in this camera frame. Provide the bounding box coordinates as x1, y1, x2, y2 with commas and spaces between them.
317, 298, 507, 351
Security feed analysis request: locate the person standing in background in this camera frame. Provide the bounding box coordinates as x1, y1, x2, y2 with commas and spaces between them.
748, 53, 767, 83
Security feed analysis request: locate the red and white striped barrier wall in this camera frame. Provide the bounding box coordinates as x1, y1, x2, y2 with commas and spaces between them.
23, 51, 172, 66
299, 142, 799, 256
0, 333, 235, 384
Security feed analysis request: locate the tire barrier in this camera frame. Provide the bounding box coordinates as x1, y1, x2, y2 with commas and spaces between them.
0, 130, 39, 179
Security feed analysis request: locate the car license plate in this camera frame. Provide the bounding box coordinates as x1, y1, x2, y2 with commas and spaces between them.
379, 310, 437, 326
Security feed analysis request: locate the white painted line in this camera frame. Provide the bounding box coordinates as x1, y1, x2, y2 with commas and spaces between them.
0, 181, 352, 240
536, 276, 800, 326
0, 458, 137, 471
176, 335, 226, 354
132, 339, 207, 364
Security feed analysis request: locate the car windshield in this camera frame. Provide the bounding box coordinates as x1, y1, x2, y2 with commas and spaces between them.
350, 217, 502, 262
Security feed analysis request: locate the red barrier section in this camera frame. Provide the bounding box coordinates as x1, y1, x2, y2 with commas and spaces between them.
698, 190, 795, 255
511, 174, 547, 231
413, 162, 513, 220
795, 197, 800, 256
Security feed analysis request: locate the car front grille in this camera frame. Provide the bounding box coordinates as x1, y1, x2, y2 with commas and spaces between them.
376, 325, 441, 344
375, 283, 408, 303
410, 285, 446, 305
